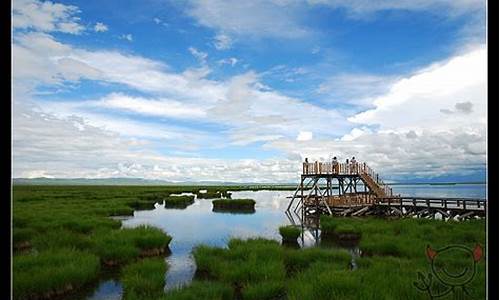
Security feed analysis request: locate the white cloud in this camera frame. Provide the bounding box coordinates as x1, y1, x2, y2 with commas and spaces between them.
153, 17, 161, 24
218, 57, 238, 66
120, 34, 133, 41
308, 0, 485, 17
13, 30, 348, 152
13, 101, 302, 182
186, 0, 308, 39
296, 131, 313, 141
349, 46, 486, 132
96, 92, 207, 119
13, 0, 85, 34
265, 45, 486, 180
188, 47, 208, 63
12, 12, 486, 181
317, 73, 397, 107
213, 33, 232, 50
94, 22, 108, 32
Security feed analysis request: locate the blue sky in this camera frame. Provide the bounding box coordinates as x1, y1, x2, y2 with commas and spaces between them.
13, 0, 487, 182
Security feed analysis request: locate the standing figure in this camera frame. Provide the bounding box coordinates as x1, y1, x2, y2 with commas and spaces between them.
351, 156, 357, 174
345, 158, 349, 174
303, 157, 309, 174
332, 156, 339, 174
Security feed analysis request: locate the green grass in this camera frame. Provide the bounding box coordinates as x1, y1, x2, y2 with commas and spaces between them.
13, 249, 100, 299
163, 281, 234, 300
319, 215, 337, 237
279, 225, 301, 242
92, 226, 172, 265
196, 190, 222, 199
164, 195, 195, 208
12, 185, 177, 299
212, 199, 256, 212
121, 258, 167, 300
12, 185, 486, 300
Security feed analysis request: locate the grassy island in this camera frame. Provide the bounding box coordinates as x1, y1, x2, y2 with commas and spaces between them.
212, 199, 256, 212
279, 225, 301, 242
164, 195, 195, 208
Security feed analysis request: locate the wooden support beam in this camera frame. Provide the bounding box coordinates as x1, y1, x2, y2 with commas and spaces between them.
457, 211, 475, 220
391, 207, 402, 216
352, 206, 370, 216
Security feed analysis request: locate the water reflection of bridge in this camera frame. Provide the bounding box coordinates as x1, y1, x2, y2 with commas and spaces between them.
286, 160, 486, 224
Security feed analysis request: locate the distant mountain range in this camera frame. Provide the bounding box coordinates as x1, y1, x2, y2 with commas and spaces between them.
12, 177, 486, 186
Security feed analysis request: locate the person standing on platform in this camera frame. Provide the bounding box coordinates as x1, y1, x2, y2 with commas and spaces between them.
303, 158, 309, 174
345, 158, 349, 174
351, 157, 357, 174
332, 156, 339, 174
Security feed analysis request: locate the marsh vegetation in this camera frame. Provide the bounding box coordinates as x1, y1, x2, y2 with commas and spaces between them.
13, 185, 485, 300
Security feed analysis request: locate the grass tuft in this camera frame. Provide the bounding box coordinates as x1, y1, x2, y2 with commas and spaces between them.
279, 225, 301, 242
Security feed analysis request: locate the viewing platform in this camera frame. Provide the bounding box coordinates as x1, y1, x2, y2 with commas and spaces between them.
286, 160, 486, 221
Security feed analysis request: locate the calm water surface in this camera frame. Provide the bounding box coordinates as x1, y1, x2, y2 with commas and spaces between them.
84, 183, 486, 299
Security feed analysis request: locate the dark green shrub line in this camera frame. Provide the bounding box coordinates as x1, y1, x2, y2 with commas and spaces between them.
212, 199, 256, 212
164, 195, 195, 208
197, 191, 223, 199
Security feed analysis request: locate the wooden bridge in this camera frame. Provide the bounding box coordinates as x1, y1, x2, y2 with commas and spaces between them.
286, 160, 486, 221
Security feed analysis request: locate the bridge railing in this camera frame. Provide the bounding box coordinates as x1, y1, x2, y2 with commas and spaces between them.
301, 160, 394, 196
375, 196, 486, 211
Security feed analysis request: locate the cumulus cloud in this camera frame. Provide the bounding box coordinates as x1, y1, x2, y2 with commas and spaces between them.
13, 29, 348, 156
12, 0, 486, 181
94, 22, 108, 32
349, 46, 486, 132
13, 101, 302, 182
13, 0, 85, 34
265, 45, 486, 181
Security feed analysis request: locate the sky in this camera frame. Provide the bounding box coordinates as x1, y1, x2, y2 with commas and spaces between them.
12, 0, 487, 183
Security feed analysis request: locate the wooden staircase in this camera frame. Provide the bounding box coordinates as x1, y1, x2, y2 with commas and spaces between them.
359, 164, 394, 198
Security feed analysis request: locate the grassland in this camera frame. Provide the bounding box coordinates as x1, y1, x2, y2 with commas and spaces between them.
12, 185, 186, 299
13, 185, 486, 299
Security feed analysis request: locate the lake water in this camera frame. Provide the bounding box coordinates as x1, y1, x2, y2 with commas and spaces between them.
390, 183, 486, 199
83, 183, 486, 299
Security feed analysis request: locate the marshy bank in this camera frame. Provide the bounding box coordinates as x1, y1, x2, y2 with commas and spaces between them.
13, 185, 486, 299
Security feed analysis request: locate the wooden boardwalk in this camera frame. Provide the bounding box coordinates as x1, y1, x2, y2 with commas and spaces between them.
287, 160, 486, 221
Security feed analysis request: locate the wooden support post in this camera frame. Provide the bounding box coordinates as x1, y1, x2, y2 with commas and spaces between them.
300, 175, 304, 225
